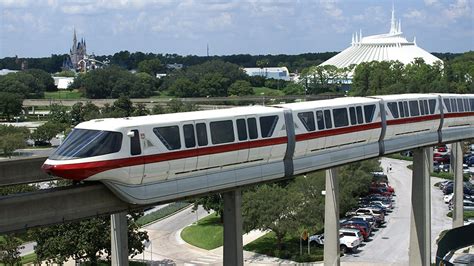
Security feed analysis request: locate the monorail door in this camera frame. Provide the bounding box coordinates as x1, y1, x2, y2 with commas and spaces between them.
127, 128, 145, 184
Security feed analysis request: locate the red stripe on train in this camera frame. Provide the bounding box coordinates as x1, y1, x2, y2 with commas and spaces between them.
386, 114, 440, 125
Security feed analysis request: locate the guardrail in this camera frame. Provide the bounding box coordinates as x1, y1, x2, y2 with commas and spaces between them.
0, 156, 55, 186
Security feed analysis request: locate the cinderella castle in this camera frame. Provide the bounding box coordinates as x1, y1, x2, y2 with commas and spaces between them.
62, 29, 87, 71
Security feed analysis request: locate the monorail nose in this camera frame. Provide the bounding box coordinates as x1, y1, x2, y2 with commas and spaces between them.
41, 163, 54, 175
41, 162, 89, 181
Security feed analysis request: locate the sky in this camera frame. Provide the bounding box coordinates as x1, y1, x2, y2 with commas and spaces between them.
0, 0, 472, 58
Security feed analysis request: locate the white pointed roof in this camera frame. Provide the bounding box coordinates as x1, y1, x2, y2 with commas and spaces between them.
321, 7, 442, 69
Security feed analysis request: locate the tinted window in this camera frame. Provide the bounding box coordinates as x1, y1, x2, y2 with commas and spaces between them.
409, 101, 420, 116
183, 124, 195, 148
50, 129, 123, 160
236, 119, 247, 141
420, 101, 425, 115
356, 106, 364, 124
154, 126, 181, 150
248, 118, 258, 139
444, 99, 451, 113
210, 120, 234, 144
324, 110, 332, 129
387, 102, 399, 118
130, 129, 141, 155
196, 123, 208, 146
260, 115, 279, 138
316, 110, 325, 130
398, 102, 405, 117
403, 102, 409, 117
457, 99, 464, 112
364, 104, 376, 122
470, 99, 474, 111
451, 99, 458, 112
333, 108, 349, 128
464, 99, 470, 111
349, 107, 357, 125
298, 112, 316, 131
423, 100, 429, 114
429, 99, 436, 114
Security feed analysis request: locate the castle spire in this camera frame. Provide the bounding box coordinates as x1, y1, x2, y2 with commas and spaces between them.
398, 19, 402, 33
390, 4, 397, 34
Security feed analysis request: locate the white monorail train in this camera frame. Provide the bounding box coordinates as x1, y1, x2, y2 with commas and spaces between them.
42, 94, 474, 204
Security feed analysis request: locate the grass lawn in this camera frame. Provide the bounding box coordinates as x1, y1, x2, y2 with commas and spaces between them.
386, 153, 413, 161
180, 213, 223, 250
44, 89, 83, 99
244, 231, 324, 262
135, 202, 190, 226
253, 87, 285, 96
21, 253, 37, 264
447, 211, 474, 220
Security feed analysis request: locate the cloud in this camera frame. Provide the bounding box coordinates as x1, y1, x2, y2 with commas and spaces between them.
443, 0, 471, 21
404, 9, 426, 20
424, 0, 438, 6
320, 0, 343, 20
207, 12, 233, 31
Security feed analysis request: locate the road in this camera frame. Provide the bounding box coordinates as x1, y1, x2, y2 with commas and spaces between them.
341, 157, 452, 265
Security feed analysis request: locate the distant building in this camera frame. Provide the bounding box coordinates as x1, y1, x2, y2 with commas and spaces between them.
243, 67, 290, 81
166, 63, 183, 70
53, 77, 74, 90
63, 29, 107, 72
321, 7, 442, 79
0, 69, 18, 76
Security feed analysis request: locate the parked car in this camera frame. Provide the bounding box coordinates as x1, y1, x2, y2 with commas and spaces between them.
449, 200, 474, 211
434, 154, 450, 164
340, 223, 369, 241
346, 208, 385, 225
443, 182, 473, 195
445, 193, 474, 204
370, 182, 395, 193
350, 215, 377, 229
341, 220, 372, 236
340, 228, 364, 244
463, 154, 474, 166
309, 231, 361, 253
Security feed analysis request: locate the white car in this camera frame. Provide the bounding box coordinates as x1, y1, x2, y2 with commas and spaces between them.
444, 193, 453, 204
309, 231, 361, 253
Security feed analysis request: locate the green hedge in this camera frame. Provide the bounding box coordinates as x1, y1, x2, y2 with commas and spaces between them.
446, 211, 474, 221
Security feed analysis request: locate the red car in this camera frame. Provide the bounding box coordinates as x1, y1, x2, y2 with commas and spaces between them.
371, 182, 395, 193
341, 224, 369, 241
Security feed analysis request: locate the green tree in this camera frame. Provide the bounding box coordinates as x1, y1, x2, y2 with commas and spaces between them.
283, 83, 304, 95
193, 194, 224, 222
0, 235, 23, 265
132, 103, 150, 116
32, 215, 148, 264
25, 68, 56, 92
242, 184, 297, 251
0, 92, 23, 121
31, 122, 66, 144
0, 125, 29, 157
138, 58, 162, 76
112, 95, 135, 117
228, 80, 253, 96
49, 104, 71, 124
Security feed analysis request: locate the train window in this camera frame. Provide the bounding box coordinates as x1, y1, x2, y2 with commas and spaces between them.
464, 99, 469, 111
130, 129, 141, 155
356, 106, 364, 124
451, 99, 458, 112
403, 102, 409, 117
429, 99, 436, 114
50, 129, 123, 160
398, 102, 405, 117
196, 123, 208, 146
298, 111, 316, 131
443, 99, 451, 113
236, 119, 247, 141
154, 126, 181, 150
260, 115, 279, 138
457, 99, 464, 112
183, 124, 196, 148
349, 107, 357, 125
316, 110, 325, 130
324, 110, 332, 129
409, 101, 420, 116
420, 101, 425, 115
424, 100, 430, 115
387, 102, 399, 118
470, 99, 474, 111
247, 118, 258, 139
333, 108, 349, 128
210, 120, 235, 144
364, 104, 376, 123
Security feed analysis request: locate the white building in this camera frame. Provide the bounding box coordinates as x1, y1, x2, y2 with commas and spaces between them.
243, 67, 290, 81
0, 69, 18, 76
321, 7, 442, 72
53, 77, 74, 90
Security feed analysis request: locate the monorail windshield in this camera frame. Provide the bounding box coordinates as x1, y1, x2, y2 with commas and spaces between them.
50, 129, 122, 160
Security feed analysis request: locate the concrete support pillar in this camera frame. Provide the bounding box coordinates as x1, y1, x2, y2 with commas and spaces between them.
111, 212, 128, 266
409, 147, 431, 266
452, 142, 464, 228
223, 189, 243, 266
429, 148, 434, 173
324, 168, 340, 266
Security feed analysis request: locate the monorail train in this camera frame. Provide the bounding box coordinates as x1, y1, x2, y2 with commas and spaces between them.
42, 94, 474, 204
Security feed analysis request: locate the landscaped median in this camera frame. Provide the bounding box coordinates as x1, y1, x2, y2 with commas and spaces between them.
180, 213, 324, 262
